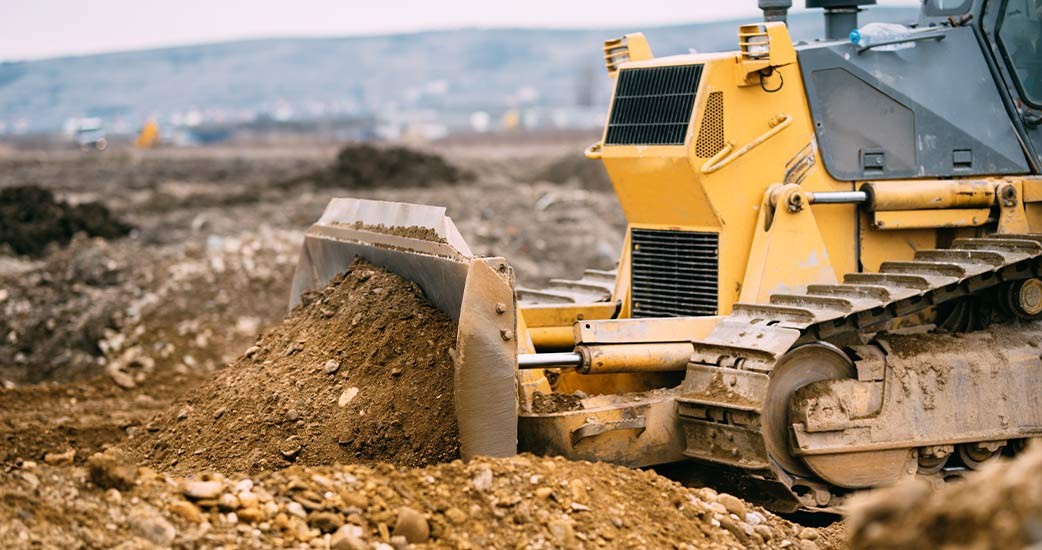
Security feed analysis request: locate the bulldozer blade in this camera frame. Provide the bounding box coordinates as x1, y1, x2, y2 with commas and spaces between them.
290, 198, 518, 459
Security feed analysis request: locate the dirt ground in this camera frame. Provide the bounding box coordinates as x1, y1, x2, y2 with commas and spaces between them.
0, 141, 847, 548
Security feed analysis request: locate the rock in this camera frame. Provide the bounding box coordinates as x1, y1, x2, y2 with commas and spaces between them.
717, 493, 747, 517
218, 492, 240, 511
87, 449, 138, 491
338, 387, 359, 407
108, 367, 136, 389
547, 519, 576, 545
176, 405, 193, 421
799, 541, 820, 550
43, 448, 75, 466
238, 506, 265, 523
286, 409, 300, 422
169, 500, 205, 523
331, 525, 368, 550
799, 527, 819, 541
309, 511, 345, 533
472, 465, 493, 492
129, 508, 176, 546
534, 487, 553, 499
244, 345, 261, 358
393, 506, 430, 543
718, 515, 750, 544
324, 360, 341, 374
287, 501, 307, 518
444, 507, 467, 524
754, 524, 774, 542
745, 511, 765, 526
570, 479, 588, 503
182, 480, 223, 500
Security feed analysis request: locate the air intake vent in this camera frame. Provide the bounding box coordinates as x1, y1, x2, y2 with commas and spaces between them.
605, 65, 702, 146
695, 91, 726, 158
631, 228, 718, 318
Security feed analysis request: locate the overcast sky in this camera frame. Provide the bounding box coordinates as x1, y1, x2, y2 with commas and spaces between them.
1, 0, 920, 61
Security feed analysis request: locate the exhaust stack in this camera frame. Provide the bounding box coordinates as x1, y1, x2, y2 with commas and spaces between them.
806, 0, 876, 40
759, 0, 793, 23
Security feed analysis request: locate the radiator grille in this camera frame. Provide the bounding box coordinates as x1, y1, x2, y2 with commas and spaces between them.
631, 228, 719, 317
605, 65, 702, 146
695, 91, 726, 158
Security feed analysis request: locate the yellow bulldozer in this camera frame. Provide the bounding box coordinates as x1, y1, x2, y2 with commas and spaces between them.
291, 0, 1042, 512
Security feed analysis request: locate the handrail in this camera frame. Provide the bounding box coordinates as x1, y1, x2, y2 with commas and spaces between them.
857, 32, 946, 54
700, 113, 792, 175
584, 141, 604, 160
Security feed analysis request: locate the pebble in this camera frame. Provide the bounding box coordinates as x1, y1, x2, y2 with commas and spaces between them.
182, 480, 223, 500
745, 511, 765, 526
128, 508, 176, 546
330, 525, 367, 550
43, 448, 75, 466
444, 507, 467, 524
169, 500, 205, 523
338, 387, 359, 407
754, 524, 773, 542
309, 511, 345, 533
287, 501, 307, 518
548, 519, 576, 545
717, 493, 747, 517
472, 465, 493, 492
799, 541, 820, 550
324, 360, 341, 374
237, 507, 265, 523
392, 506, 430, 543
244, 345, 262, 358
799, 527, 819, 541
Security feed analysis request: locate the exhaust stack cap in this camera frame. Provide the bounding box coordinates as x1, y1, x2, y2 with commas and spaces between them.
806, 0, 877, 40
759, 0, 793, 23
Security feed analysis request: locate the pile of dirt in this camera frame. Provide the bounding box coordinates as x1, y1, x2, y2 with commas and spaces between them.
129, 258, 460, 474
847, 443, 1042, 549
0, 185, 132, 256
536, 152, 613, 190
309, 144, 473, 188
0, 452, 842, 549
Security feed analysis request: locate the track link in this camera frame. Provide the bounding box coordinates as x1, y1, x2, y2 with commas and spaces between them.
677, 234, 1042, 512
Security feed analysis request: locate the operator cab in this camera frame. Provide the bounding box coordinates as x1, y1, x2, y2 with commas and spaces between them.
763, 0, 1042, 179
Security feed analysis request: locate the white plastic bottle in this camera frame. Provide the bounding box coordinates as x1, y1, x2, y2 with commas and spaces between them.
849, 22, 917, 51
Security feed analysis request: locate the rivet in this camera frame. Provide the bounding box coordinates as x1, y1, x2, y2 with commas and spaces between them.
495, 302, 507, 314
500, 329, 514, 341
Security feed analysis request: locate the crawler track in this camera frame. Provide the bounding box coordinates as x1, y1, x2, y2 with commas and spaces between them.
678, 234, 1042, 512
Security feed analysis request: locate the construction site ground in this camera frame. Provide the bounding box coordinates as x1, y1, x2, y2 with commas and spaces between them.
4, 139, 995, 549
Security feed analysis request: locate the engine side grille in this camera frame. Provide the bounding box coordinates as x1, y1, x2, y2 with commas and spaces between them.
605, 65, 702, 146
695, 91, 726, 158
631, 228, 719, 317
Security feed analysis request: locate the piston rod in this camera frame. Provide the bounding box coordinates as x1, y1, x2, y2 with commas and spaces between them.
807, 191, 868, 204
518, 352, 583, 369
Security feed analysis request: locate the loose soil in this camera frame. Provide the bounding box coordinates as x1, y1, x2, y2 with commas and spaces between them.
350, 222, 448, 244
0, 452, 840, 549
0, 185, 131, 256
847, 443, 1042, 550
299, 143, 473, 189
129, 258, 460, 474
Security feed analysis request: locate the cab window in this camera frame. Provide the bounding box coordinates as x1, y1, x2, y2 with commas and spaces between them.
999, 0, 1042, 106
924, 0, 972, 15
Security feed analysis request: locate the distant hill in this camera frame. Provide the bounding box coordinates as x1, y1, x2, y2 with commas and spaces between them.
0, 8, 917, 133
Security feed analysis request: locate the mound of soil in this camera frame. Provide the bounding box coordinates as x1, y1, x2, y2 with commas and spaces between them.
0, 453, 842, 549
0, 185, 132, 257
130, 258, 460, 473
312, 144, 472, 188
847, 443, 1042, 549
537, 152, 613, 190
